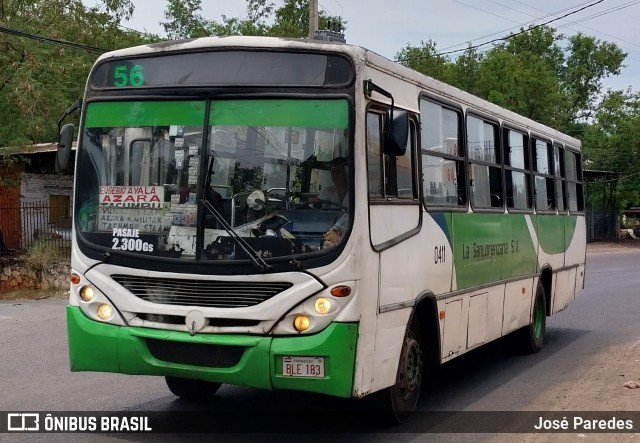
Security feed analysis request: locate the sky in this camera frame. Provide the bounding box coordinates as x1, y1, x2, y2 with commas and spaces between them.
104, 0, 640, 93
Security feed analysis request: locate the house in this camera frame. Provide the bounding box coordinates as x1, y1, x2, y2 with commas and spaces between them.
0, 143, 75, 252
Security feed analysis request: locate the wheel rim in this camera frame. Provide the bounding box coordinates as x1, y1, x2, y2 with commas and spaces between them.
533, 295, 543, 338
397, 334, 422, 400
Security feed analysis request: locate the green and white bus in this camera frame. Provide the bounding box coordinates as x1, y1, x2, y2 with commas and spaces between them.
58, 36, 586, 421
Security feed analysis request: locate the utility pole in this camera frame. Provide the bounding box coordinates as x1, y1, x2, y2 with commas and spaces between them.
308, 0, 318, 40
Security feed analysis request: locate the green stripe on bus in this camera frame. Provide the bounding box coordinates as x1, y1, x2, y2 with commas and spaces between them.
210, 100, 348, 128
534, 216, 577, 255
85, 101, 206, 128
449, 213, 537, 289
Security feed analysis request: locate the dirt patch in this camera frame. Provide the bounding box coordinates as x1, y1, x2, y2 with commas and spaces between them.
0, 287, 68, 301
530, 339, 640, 413
588, 239, 640, 254
486, 339, 640, 442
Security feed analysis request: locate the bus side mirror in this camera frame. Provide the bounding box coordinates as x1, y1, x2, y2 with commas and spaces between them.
56, 123, 74, 173
384, 110, 408, 156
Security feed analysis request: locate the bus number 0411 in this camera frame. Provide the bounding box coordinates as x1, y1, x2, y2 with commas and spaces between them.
434, 245, 446, 264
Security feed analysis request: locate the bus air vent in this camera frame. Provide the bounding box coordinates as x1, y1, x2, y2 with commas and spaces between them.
145, 338, 245, 367
112, 275, 292, 308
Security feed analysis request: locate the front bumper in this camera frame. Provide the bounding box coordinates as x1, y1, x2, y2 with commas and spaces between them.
67, 306, 358, 398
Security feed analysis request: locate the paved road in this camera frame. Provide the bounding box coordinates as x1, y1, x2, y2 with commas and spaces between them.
1, 245, 639, 441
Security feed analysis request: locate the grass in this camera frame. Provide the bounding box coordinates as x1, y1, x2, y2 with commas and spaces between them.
23, 240, 68, 274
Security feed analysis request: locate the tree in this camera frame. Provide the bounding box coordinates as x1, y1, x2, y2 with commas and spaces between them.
161, 0, 345, 39
450, 46, 483, 97
563, 33, 626, 122
582, 90, 640, 209
396, 26, 626, 133
395, 40, 452, 85
0, 0, 155, 147
474, 27, 565, 128
162, 0, 210, 39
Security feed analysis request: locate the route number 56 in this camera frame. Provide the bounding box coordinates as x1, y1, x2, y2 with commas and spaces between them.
113, 65, 144, 87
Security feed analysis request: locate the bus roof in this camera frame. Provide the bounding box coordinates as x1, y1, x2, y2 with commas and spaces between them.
96, 35, 580, 149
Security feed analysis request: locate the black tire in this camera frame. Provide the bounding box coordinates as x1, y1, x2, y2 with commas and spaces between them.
384, 318, 423, 423
165, 376, 221, 401
519, 280, 547, 354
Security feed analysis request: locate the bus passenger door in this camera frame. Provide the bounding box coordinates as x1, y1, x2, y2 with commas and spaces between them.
366, 109, 423, 393
366, 111, 422, 308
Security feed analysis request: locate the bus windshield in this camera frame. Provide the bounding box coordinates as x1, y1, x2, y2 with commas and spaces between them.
75, 99, 351, 262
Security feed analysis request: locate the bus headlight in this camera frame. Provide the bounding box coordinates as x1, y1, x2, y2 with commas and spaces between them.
293, 315, 310, 332
314, 297, 331, 315
272, 284, 355, 335
73, 279, 125, 326
97, 303, 113, 320
79, 285, 95, 302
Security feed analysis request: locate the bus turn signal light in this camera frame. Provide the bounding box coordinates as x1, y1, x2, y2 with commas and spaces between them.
70, 274, 81, 285
330, 286, 351, 297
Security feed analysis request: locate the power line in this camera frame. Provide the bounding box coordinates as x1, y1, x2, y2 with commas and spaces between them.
436, 0, 640, 63
0, 25, 107, 54
394, 0, 606, 62
436, 0, 598, 53
508, 0, 640, 54
555, 0, 640, 29
434, 0, 606, 57
470, 0, 640, 64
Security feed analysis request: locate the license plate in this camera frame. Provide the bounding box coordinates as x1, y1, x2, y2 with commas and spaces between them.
282, 356, 325, 377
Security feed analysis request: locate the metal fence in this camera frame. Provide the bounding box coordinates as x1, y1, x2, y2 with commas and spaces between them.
0, 203, 71, 255
585, 208, 618, 243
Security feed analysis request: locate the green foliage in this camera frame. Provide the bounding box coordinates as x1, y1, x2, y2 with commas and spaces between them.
161, 0, 345, 39
450, 47, 483, 96
396, 26, 626, 133
163, 0, 210, 39
582, 90, 640, 209
0, 0, 157, 147
563, 34, 626, 122
396, 40, 453, 84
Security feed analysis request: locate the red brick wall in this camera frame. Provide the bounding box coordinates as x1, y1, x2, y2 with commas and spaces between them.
0, 165, 23, 249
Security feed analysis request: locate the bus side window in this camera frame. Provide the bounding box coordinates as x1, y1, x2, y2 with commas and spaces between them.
532, 138, 555, 212
394, 119, 416, 199
554, 144, 566, 212
420, 98, 466, 207
467, 115, 502, 209
503, 128, 532, 211
366, 111, 384, 198
366, 111, 416, 200
565, 149, 584, 212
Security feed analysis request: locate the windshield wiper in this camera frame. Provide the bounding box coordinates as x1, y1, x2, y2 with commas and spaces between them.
201, 199, 271, 273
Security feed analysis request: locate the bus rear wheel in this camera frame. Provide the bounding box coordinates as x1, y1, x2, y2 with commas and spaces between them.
518, 280, 546, 354
385, 318, 423, 423
165, 376, 221, 401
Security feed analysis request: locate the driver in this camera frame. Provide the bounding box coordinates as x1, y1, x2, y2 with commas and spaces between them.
320, 158, 349, 248
319, 157, 348, 210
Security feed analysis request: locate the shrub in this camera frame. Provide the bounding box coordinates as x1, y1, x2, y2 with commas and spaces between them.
23, 240, 65, 275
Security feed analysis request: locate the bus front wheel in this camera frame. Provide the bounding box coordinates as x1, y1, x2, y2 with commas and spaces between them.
385, 317, 423, 423
165, 376, 221, 401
